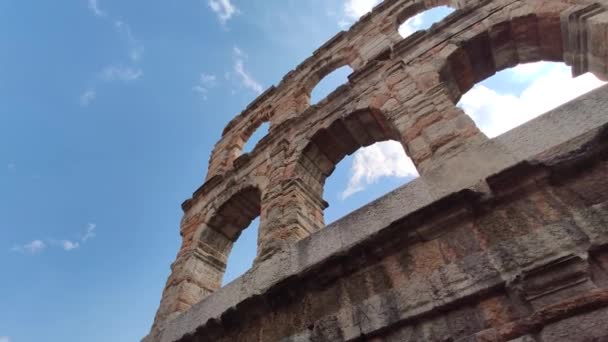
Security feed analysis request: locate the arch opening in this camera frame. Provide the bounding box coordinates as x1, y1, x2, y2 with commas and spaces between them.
296, 109, 419, 227
324, 140, 419, 224
222, 218, 258, 285
436, 11, 607, 138
199, 186, 261, 288
310, 65, 354, 105
242, 121, 270, 154
457, 61, 606, 138
398, 5, 456, 39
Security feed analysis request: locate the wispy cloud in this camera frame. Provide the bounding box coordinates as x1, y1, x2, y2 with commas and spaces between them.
82, 223, 97, 242
0, 336, 12, 342
234, 61, 263, 94
99, 65, 143, 82
60, 240, 80, 251
10, 223, 98, 255
228, 47, 263, 95
88, 0, 106, 17
341, 141, 419, 199
208, 0, 238, 24
80, 6, 144, 105
398, 12, 424, 38
115, 21, 144, 62
80, 89, 97, 107
11, 240, 46, 255
193, 73, 217, 100
459, 62, 606, 138
7, 162, 16, 170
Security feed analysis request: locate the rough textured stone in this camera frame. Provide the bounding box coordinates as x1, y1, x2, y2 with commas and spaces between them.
145, 0, 608, 340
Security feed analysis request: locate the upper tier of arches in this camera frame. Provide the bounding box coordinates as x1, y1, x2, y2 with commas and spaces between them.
204, 0, 478, 179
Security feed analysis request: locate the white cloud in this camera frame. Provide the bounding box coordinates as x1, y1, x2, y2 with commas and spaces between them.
88, 0, 106, 17
398, 12, 424, 38
23, 240, 46, 254
234, 61, 263, 94
79, 65, 141, 106
509, 62, 552, 79
61, 240, 80, 251
80, 89, 96, 107
11, 223, 96, 255
12, 240, 46, 255
229, 47, 263, 95
233, 46, 245, 58
341, 141, 419, 199
208, 0, 238, 24
398, 6, 455, 38
344, 0, 381, 19
99, 65, 143, 82
114, 21, 144, 62
82, 223, 97, 242
459, 63, 606, 138
193, 73, 217, 99
80, 13, 143, 106
0, 336, 11, 342
7, 162, 16, 170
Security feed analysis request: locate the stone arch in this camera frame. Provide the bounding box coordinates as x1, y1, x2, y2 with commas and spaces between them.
224, 108, 274, 168
204, 105, 275, 182
296, 50, 357, 107
393, 0, 461, 34
190, 185, 263, 296
244, 108, 273, 146
438, 2, 608, 104
197, 185, 262, 282
388, 0, 608, 172
291, 107, 410, 228
149, 184, 263, 331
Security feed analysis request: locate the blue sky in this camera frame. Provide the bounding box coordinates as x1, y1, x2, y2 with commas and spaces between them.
0, 1, 604, 342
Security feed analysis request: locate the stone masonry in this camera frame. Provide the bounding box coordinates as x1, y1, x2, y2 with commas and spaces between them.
145, 0, 608, 341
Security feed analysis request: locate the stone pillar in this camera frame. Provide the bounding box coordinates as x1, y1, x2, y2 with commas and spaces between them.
257, 178, 327, 261
151, 217, 235, 331
563, 4, 608, 81
399, 86, 488, 174
247, 139, 323, 261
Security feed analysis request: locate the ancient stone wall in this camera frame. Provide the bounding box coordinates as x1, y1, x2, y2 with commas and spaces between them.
147, 0, 608, 339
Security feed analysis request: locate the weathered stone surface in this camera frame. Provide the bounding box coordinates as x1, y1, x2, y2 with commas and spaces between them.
145, 0, 608, 340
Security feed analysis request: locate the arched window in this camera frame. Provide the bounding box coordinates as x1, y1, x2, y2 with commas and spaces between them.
242, 122, 270, 154
222, 218, 258, 285
199, 186, 261, 289
458, 61, 605, 138
436, 10, 608, 138
310, 65, 354, 105
296, 109, 419, 227
324, 140, 418, 224
398, 5, 456, 39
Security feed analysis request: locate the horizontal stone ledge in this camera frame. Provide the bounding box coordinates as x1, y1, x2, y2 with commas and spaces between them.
144, 84, 608, 342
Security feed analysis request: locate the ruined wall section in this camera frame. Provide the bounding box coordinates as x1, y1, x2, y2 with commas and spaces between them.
145, 86, 608, 342
150, 0, 608, 333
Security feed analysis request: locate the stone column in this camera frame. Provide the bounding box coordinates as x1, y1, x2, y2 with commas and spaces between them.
562, 4, 608, 81
255, 140, 327, 262
151, 216, 234, 331
257, 178, 327, 261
